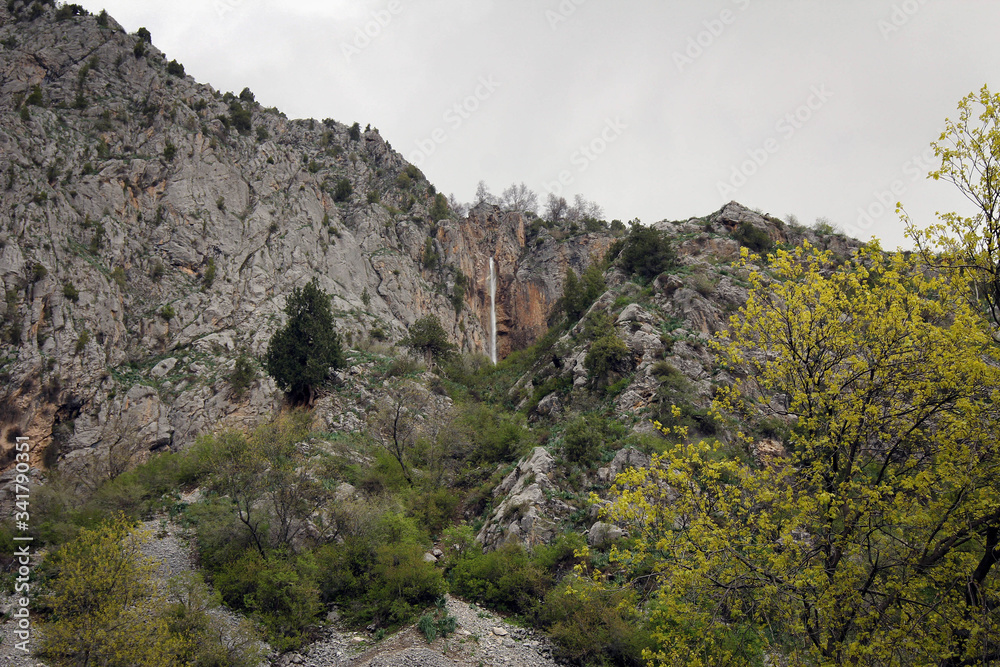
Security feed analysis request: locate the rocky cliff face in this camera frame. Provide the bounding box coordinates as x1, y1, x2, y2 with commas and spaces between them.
0, 2, 612, 467
474, 202, 862, 551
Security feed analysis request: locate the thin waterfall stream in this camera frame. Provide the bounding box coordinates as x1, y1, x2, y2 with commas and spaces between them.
489, 257, 497, 364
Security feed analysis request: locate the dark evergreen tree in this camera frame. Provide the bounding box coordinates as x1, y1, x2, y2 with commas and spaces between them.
265, 279, 344, 403
563, 264, 606, 322
562, 267, 585, 321
617, 223, 678, 282
429, 192, 449, 221
403, 315, 455, 363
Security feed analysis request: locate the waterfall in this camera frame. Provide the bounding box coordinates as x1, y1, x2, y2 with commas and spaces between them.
489, 257, 497, 364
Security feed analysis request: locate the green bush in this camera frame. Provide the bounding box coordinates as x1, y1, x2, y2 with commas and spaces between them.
163, 572, 264, 667
732, 221, 773, 253
74, 329, 89, 355
408, 487, 459, 536
315, 525, 443, 631
25, 84, 43, 106
228, 354, 256, 397
403, 314, 455, 363
110, 266, 126, 289
422, 237, 439, 269
162, 141, 176, 161
418, 606, 457, 644
563, 415, 603, 464
212, 549, 321, 651
228, 100, 251, 135
202, 257, 216, 288
333, 178, 352, 202
462, 405, 529, 463
616, 224, 678, 282
31, 262, 47, 282
450, 542, 552, 618
186, 497, 253, 572
585, 333, 630, 389
430, 192, 449, 221
540, 579, 653, 667
166, 59, 185, 77
349, 122, 361, 141
563, 264, 606, 322
62, 282, 79, 303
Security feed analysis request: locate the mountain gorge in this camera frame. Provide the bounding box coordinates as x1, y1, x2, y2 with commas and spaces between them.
10, 4, 989, 667
0, 0, 612, 468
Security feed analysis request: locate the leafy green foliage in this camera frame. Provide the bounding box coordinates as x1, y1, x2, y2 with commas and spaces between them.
228, 354, 256, 397
61, 282, 79, 303
38, 517, 187, 666
450, 542, 551, 617
162, 572, 263, 667
213, 550, 321, 651
333, 177, 352, 202
615, 224, 678, 282
911, 84, 1000, 334
731, 221, 773, 253
418, 604, 457, 644
228, 99, 251, 134
265, 279, 344, 402
315, 515, 443, 630
563, 264, 606, 321
451, 269, 467, 313
604, 243, 1000, 665
562, 415, 603, 464
422, 236, 438, 269
403, 314, 455, 363
430, 192, 449, 221
540, 579, 654, 667
584, 332, 630, 389
202, 256, 216, 289
25, 84, 43, 106
166, 59, 184, 77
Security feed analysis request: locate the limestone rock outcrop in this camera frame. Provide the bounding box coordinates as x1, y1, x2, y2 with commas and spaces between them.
0, 3, 614, 468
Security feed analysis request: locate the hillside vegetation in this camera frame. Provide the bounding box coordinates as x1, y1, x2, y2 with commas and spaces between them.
0, 3, 998, 667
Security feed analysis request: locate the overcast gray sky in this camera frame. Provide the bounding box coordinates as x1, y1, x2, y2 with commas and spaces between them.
76, 0, 1000, 248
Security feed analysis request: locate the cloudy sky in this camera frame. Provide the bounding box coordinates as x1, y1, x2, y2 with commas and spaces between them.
77, 0, 1000, 248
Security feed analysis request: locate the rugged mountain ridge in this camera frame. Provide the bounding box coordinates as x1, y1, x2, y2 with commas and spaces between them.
0, 1, 609, 467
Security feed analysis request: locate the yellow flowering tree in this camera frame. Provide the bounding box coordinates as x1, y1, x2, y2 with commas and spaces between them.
603, 244, 1000, 666
39, 516, 186, 667
907, 84, 1000, 338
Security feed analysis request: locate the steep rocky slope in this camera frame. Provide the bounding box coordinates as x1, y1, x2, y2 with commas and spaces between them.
475, 202, 860, 550
0, 1, 609, 470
